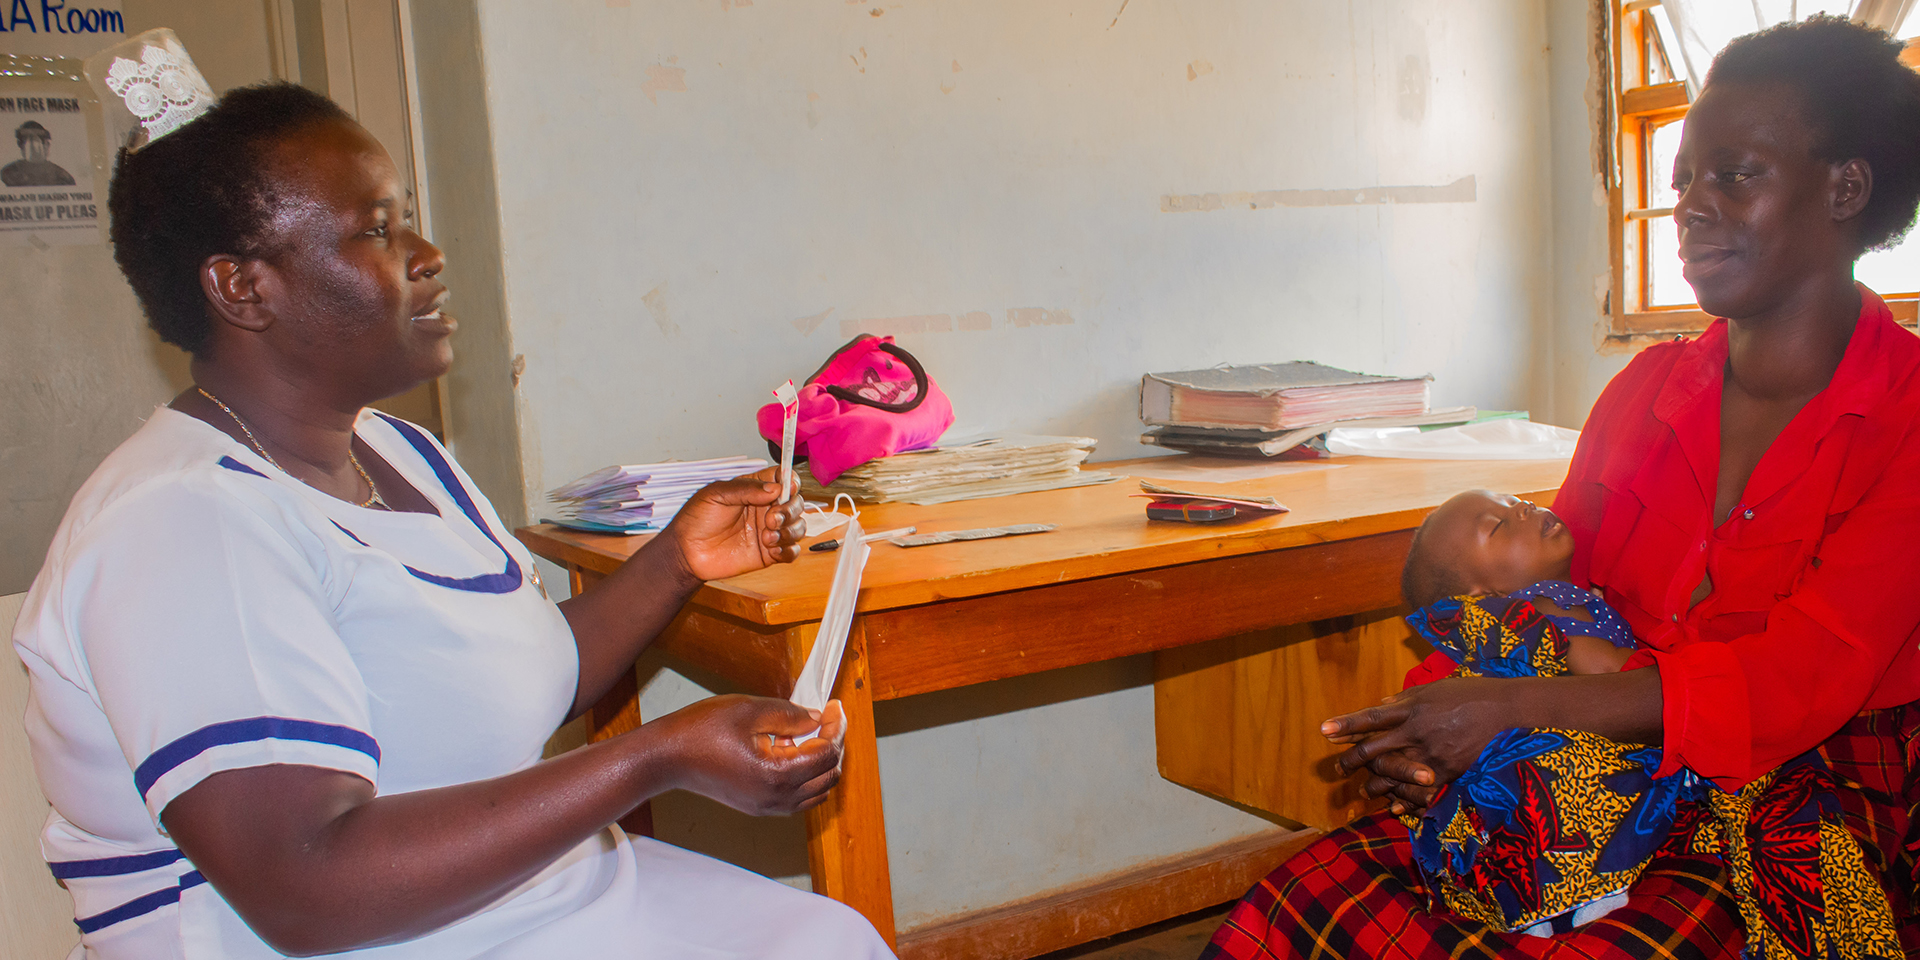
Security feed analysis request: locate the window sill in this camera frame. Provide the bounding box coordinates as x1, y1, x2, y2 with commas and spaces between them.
1606, 298, 1920, 348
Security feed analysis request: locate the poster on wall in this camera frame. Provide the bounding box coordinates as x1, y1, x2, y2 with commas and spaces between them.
0, 89, 98, 244
0, 1, 124, 246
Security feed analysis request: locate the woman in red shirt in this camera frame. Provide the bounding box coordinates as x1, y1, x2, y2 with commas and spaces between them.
1205, 17, 1920, 959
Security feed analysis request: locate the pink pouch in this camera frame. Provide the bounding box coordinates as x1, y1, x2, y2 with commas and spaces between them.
756, 335, 955, 485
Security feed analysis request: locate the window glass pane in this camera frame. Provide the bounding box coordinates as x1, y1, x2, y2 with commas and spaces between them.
1647, 118, 1682, 210
1648, 215, 1693, 307
1648, 7, 1682, 85
1858, 233, 1920, 297
1646, 116, 1690, 307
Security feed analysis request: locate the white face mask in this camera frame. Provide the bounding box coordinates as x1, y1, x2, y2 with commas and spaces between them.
800, 495, 856, 538
803, 509, 851, 539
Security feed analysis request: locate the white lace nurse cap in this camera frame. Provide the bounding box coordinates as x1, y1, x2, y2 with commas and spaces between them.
82, 29, 216, 154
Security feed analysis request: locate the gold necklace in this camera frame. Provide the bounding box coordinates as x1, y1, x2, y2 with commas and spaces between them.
196, 387, 391, 510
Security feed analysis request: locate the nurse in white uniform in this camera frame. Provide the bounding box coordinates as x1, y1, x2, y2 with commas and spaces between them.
12, 37, 893, 960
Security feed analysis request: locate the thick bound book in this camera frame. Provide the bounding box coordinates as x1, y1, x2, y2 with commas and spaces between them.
1140, 361, 1431, 430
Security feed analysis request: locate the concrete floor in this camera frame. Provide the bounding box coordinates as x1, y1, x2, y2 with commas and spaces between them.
1030, 904, 1232, 960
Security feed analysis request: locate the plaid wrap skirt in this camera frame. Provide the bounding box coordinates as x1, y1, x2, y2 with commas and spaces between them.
1201, 707, 1920, 960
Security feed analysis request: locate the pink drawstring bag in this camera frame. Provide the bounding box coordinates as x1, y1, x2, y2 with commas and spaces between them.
756, 335, 955, 486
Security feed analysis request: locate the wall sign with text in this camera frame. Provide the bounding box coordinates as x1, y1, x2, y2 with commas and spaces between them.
0, 2, 126, 59
0, 1, 120, 246
0, 90, 98, 244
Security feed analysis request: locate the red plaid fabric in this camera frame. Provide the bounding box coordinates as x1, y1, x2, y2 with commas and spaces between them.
1201, 812, 1742, 960
1203, 705, 1920, 960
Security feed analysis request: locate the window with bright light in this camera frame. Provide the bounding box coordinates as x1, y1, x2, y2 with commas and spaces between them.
1608, 1, 1920, 336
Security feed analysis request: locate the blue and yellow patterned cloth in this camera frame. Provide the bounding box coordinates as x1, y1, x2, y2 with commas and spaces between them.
1401, 587, 1899, 958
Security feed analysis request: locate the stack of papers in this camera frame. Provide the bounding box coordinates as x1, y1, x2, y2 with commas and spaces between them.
799, 435, 1118, 505
546, 456, 768, 534
1142, 407, 1477, 459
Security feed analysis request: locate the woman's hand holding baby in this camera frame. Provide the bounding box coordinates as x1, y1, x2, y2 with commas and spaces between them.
1325, 668, 1666, 814
1324, 677, 1532, 813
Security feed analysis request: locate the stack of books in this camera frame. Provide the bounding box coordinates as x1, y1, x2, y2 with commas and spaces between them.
799, 435, 1117, 505
546, 456, 769, 534
1139, 361, 1473, 458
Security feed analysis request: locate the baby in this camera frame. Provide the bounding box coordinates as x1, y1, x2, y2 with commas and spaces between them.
1392, 489, 1651, 936
1387, 489, 1898, 950
1400, 488, 1632, 678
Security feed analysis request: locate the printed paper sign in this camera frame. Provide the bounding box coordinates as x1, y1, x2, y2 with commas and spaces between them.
0, 88, 100, 245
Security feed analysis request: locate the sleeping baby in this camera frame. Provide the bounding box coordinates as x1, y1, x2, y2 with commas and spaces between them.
1387, 489, 1897, 953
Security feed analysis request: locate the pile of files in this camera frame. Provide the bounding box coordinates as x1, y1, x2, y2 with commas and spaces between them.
546, 455, 769, 534
799, 435, 1117, 505
1139, 361, 1473, 458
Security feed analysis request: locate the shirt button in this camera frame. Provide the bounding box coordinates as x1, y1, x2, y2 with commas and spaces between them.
1671, 614, 1680, 622
1743, 508, 1754, 520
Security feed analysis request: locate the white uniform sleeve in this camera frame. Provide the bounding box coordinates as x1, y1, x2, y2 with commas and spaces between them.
58, 471, 379, 828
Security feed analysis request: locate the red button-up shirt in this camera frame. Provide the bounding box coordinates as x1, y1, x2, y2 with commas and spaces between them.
1557, 290, 1920, 788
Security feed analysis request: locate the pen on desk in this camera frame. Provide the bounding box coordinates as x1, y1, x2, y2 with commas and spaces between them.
809, 526, 916, 552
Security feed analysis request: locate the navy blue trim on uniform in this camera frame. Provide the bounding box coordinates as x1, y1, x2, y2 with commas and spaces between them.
75, 871, 207, 934
329, 412, 523, 595
134, 717, 379, 799
216, 456, 267, 478
217, 414, 525, 594
49, 849, 184, 880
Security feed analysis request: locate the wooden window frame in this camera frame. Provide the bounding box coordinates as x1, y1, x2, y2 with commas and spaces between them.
1606, 1, 1920, 340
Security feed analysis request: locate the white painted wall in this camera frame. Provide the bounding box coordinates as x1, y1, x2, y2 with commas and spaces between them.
458, 0, 1558, 929
1543, 0, 1633, 427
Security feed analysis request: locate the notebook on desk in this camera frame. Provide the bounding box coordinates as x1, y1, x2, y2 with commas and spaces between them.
1141, 361, 1432, 431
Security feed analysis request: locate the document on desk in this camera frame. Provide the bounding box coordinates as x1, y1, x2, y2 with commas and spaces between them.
790, 514, 871, 736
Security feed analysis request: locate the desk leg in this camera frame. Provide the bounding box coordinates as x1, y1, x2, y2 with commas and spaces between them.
800, 621, 898, 946
570, 566, 655, 837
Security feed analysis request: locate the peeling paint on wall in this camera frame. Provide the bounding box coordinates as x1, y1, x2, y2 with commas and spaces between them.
834, 308, 1070, 337
1007, 307, 1074, 327
841, 313, 952, 337
792, 306, 833, 334
1187, 60, 1214, 81
642, 284, 681, 337
641, 62, 687, 104
1398, 52, 1429, 123
1161, 175, 1476, 212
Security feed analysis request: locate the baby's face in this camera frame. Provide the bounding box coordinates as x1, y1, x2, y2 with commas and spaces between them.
1424, 489, 1576, 595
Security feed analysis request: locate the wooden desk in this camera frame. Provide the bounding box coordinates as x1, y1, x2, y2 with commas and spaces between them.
515, 454, 1570, 959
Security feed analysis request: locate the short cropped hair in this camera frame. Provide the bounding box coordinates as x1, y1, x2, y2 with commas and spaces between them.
1400, 516, 1474, 611
1708, 15, 1920, 253
16, 120, 49, 147
107, 82, 350, 357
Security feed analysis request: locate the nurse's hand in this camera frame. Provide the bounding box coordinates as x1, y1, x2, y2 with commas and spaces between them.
664, 468, 807, 582
654, 694, 845, 816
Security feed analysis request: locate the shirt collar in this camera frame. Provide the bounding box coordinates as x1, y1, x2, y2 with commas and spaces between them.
1649, 285, 1895, 509
1654, 285, 1892, 429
